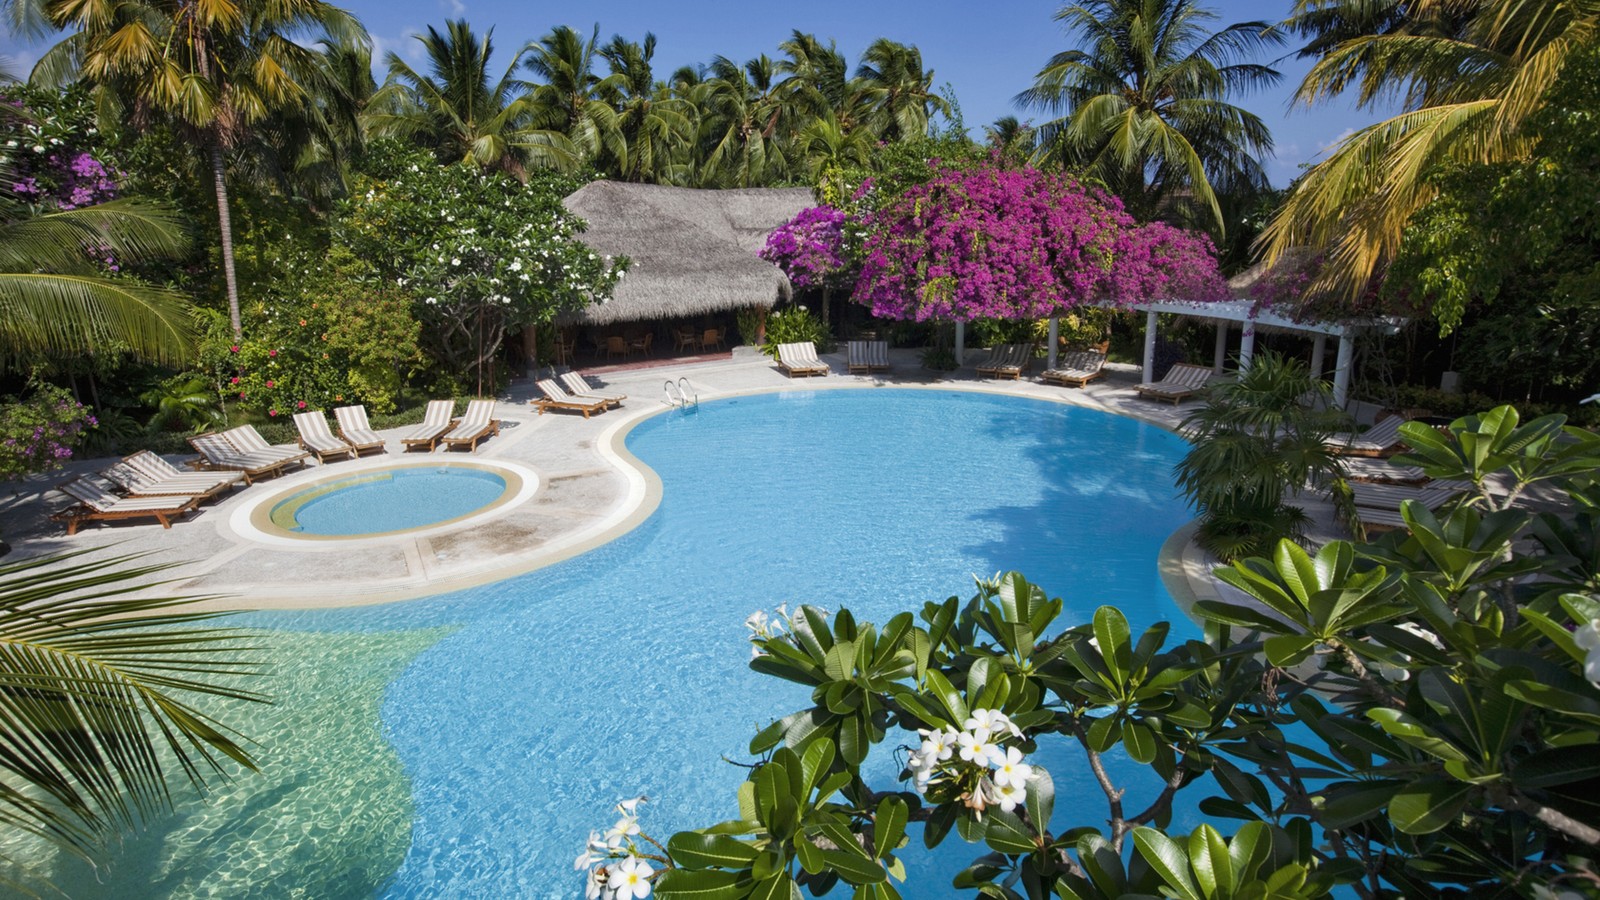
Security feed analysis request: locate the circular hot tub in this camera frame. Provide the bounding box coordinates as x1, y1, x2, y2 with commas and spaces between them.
238, 460, 536, 543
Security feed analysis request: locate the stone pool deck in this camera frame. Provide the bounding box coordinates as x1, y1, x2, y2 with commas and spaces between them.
0, 348, 1349, 613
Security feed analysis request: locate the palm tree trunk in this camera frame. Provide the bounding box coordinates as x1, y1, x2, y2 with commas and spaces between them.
208, 142, 243, 340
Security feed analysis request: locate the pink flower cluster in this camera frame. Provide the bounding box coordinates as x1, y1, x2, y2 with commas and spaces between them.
758, 206, 849, 289
853, 162, 1228, 322
12, 152, 118, 210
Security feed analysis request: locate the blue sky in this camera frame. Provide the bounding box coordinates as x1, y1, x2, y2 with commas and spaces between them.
2, 0, 1390, 186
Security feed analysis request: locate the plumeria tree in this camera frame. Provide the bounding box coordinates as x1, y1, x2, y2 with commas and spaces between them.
337, 144, 626, 393
758, 205, 852, 329
853, 160, 1228, 324
571, 405, 1600, 898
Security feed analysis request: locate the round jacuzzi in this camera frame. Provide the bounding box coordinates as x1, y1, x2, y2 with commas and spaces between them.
238, 460, 536, 542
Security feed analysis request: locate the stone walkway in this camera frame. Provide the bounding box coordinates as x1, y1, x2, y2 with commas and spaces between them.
1, 348, 1349, 612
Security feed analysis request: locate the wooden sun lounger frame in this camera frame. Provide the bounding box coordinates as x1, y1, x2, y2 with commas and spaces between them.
976, 344, 1032, 380
333, 405, 388, 456
777, 342, 829, 378
102, 460, 238, 503
51, 477, 204, 535
847, 340, 890, 374
402, 400, 458, 452
441, 399, 502, 450
1039, 350, 1107, 388
532, 380, 610, 418
1134, 363, 1214, 405
559, 372, 626, 408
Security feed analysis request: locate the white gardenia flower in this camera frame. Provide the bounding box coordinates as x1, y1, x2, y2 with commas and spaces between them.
991, 746, 1034, 789
611, 857, 655, 899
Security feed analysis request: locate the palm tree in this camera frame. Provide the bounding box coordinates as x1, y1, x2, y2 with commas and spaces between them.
985, 115, 1038, 163
1017, 0, 1282, 231
524, 24, 626, 166
368, 20, 576, 178
855, 38, 951, 142
34, 0, 369, 340
598, 33, 691, 184
698, 55, 795, 187
1259, 0, 1597, 310
0, 101, 196, 366
0, 547, 263, 867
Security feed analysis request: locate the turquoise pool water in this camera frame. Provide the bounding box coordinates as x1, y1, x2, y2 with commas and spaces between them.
51, 389, 1195, 898
269, 466, 507, 535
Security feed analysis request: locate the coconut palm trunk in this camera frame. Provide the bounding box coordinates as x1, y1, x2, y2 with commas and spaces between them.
209, 141, 243, 339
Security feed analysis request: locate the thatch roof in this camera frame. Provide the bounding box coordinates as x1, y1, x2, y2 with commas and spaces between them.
1226, 248, 1316, 299
559, 182, 815, 326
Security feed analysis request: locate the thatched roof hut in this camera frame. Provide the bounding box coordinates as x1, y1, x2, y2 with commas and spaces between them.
559, 182, 815, 326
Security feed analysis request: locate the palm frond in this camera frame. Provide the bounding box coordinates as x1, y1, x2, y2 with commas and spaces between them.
0, 272, 197, 366
0, 547, 265, 860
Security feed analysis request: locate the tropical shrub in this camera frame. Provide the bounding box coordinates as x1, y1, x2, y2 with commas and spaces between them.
577, 404, 1600, 898
759, 206, 851, 291
735, 305, 769, 348
0, 382, 96, 481
1174, 352, 1356, 561
853, 160, 1228, 324
760, 306, 833, 357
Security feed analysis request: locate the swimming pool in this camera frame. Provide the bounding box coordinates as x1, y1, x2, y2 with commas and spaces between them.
19, 389, 1197, 898
267, 466, 509, 536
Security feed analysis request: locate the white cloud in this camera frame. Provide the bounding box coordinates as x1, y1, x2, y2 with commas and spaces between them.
1317, 127, 1358, 153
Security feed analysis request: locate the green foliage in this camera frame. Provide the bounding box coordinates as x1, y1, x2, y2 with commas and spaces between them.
1174, 352, 1354, 561
140, 374, 223, 434
199, 247, 425, 417
734, 305, 769, 348
0, 381, 96, 482
968, 318, 1044, 350
1382, 47, 1600, 401
760, 305, 833, 357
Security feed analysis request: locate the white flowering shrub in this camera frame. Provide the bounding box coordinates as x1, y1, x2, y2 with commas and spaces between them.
338, 143, 627, 388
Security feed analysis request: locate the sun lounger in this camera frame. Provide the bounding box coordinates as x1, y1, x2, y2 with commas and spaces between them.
532, 379, 610, 418
333, 405, 388, 456
977, 345, 1031, 380
188, 433, 301, 484
777, 342, 829, 378
402, 400, 456, 452
847, 340, 890, 374
1323, 416, 1408, 458
1040, 350, 1107, 388
441, 399, 501, 450
220, 425, 313, 468
1343, 479, 1472, 540
1134, 363, 1214, 405
293, 412, 357, 463
559, 372, 626, 407
1339, 456, 1428, 484
102, 455, 241, 502
52, 476, 203, 535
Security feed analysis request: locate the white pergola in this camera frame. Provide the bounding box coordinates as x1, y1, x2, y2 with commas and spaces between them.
952, 299, 1398, 409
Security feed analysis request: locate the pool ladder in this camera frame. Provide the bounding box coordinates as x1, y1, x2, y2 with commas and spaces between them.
663, 377, 698, 409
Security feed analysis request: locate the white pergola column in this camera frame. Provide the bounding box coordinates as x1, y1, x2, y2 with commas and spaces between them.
954, 320, 966, 365
1142, 310, 1158, 382
1333, 332, 1355, 409
1238, 327, 1256, 372
1047, 317, 1060, 370
1310, 334, 1327, 380
1212, 322, 1228, 373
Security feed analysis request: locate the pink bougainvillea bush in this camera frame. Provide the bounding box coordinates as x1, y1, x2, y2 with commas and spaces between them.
853, 162, 1228, 322
758, 205, 851, 290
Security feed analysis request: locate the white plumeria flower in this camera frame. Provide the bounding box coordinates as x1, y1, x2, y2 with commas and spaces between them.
957, 729, 996, 766
617, 796, 647, 816
991, 778, 1026, 812
991, 746, 1034, 789
611, 857, 655, 898
744, 610, 769, 634
584, 864, 607, 900
604, 816, 640, 848
916, 729, 956, 765
575, 840, 600, 870
1575, 619, 1600, 687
